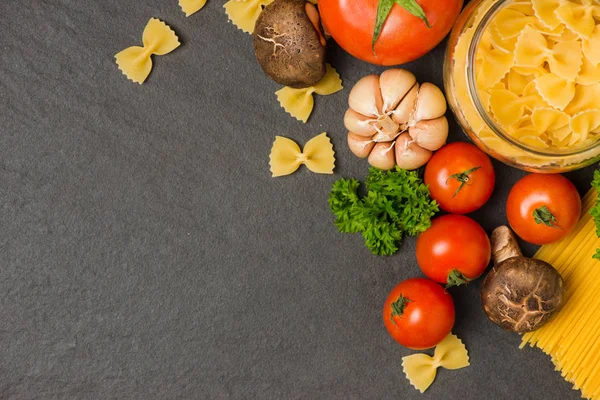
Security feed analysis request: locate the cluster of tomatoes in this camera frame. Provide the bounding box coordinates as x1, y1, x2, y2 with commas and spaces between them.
382, 142, 582, 350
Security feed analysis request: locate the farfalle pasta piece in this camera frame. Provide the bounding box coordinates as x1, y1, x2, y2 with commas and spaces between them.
489, 26, 518, 53
582, 26, 600, 66
508, 1, 535, 16
570, 110, 600, 142
577, 56, 600, 86
532, 108, 570, 133
489, 84, 547, 126
514, 25, 582, 81
269, 132, 335, 177
224, 0, 274, 34
401, 334, 470, 393
276, 64, 343, 123
115, 18, 180, 84
179, 0, 207, 16
477, 49, 514, 88
555, 0, 600, 39
565, 83, 600, 115
492, 8, 563, 39
531, 0, 561, 29
507, 69, 534, 96
534, 73, 576, 110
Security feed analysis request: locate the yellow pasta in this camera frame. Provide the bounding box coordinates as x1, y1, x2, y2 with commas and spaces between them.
555, 0, 600, 39
179, 0, 207, 16
531, 108, 570, 133
531, 0, 561, 29
582, 26, 600, 66
224, 0, 274, 34
521, 188, 600, 399
402, 334, 469, 393
276, 64, 343, 123
534, 73, 576, 110
269, 132, 335, 177
514, 25, 582, 81
115, 18, 180, 84
463, 0, 600, 156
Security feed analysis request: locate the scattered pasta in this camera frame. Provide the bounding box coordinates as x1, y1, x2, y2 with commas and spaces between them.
276, 64, 343, 123
402, 334, 470, 393
223, 0, 274, 34
269, 132, 335, 177
115, 18, 180, 84
179, 0, 207, 16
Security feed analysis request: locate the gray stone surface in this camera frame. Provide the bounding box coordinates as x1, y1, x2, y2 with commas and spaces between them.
0, 0, 591, 399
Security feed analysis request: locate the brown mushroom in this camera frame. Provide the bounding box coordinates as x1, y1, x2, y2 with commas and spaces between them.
480, 226, 565, 333
253, 0, 326, 88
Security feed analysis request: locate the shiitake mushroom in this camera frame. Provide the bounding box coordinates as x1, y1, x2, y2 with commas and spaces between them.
481, 226, 565, 333
253, 0, 327, 88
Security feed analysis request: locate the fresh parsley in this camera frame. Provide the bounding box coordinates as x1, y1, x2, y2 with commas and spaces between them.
328, 167, 438, 256
590, 169, 600, 260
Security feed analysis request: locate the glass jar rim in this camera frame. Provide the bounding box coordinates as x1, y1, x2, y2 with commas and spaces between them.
466, 0, 600, 157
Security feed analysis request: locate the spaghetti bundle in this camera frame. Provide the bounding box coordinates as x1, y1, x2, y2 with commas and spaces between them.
521, 188, 600, 399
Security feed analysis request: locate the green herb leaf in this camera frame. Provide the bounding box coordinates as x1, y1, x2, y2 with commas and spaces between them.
372, 0, 431, 52
590, 169, 600, 259
533, 205, 560, 228
328, 167, 439, 256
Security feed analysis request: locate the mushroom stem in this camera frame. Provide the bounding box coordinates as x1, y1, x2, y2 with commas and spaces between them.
491, 226, 523, 265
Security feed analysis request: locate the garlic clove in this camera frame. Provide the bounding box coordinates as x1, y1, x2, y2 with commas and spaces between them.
344, 108, 377, 137
380, 69, 417, 113
391, 84, 419, 127
347, 132, 375, 158
372, 127, 400, 143
348, 75, 384, 118
411, 82, 447, 124
368, 142, 396, 170
394, 133, 432, 170
408, 116, 449, 151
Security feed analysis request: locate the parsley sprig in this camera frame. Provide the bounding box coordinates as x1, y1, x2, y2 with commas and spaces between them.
328, 167, 438, 256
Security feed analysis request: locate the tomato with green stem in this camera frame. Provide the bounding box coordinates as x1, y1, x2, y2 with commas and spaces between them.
318, 0, 463, 66
424, 142, 495, 214
506, 173, 581, 245
383, 278, 454, 350
416, 214, 491, 287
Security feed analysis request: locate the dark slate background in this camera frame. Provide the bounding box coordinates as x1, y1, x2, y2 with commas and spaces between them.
0, 0, 592, 399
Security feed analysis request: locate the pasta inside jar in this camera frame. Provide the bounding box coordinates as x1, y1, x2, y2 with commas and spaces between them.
444, 0, 600, 172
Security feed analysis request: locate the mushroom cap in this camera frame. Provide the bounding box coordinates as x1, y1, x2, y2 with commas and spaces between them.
481, 256, 565, 333
253, 0, 326, 88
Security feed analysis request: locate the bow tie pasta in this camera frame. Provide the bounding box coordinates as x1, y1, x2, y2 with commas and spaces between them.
458, 0, 600, 154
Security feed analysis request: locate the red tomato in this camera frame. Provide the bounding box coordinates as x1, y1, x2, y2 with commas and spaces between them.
416, 214, 491, 287
506, 174, 581, 245
383, 278, 454, 350
424, 142, 495, 214
318, 0, 464, 65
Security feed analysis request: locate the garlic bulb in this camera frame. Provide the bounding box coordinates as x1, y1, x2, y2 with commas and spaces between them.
345, 69, 449, 170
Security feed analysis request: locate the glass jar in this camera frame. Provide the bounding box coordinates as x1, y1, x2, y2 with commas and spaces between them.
443, 0, 600, 172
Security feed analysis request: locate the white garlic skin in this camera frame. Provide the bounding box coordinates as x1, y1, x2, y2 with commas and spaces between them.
347, 132, 375, 159
395, 133, 433, 170
408, 116, 449, 151
348, 75, 383, 118
368, 142, 396, 170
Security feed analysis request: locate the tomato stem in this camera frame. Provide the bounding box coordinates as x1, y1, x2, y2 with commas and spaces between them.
446, 166, 481, 198
533, 205, 561, 229
390, 294, 412, 326
445, 269, 471, 288
372, 0, 431, 53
